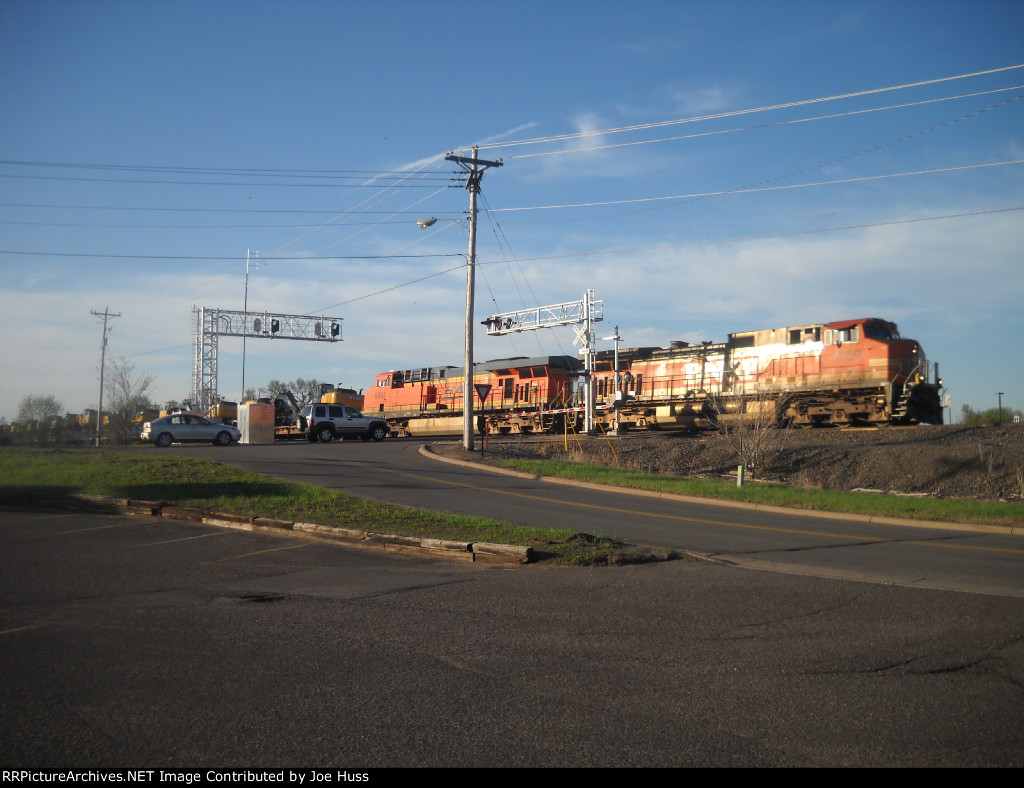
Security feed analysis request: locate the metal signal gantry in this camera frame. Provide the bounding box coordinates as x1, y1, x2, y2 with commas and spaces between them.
481, 290, 603, 432
191, 306, 343, 413
480, 292, 603, 336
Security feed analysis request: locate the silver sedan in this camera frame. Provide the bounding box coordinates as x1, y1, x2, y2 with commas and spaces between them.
140, 414, 241, 447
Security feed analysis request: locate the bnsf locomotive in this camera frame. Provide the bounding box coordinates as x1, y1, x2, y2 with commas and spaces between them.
367, 317, 943, 436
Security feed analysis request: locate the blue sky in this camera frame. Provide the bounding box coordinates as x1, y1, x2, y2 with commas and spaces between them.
1, 0, 1022, 422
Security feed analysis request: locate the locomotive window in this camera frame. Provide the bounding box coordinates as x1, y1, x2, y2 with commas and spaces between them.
532, 366, 547, 377
834, 326, 859, 344
790, 328, 822, 344
863, 324, 893, 341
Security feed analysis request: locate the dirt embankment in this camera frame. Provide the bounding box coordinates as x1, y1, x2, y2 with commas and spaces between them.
458, 424, 1024, 502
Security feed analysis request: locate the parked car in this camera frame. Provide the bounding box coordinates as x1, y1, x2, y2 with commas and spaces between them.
141, 413, 241, 447
304, 404, 389, 443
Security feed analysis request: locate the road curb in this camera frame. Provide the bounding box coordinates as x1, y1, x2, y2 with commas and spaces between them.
0, 490, 532, 564
418, 443, 1020, 537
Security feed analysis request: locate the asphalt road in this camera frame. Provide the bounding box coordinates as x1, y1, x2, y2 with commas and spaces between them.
168, 439, 1024, 597
3, 508, 1022, 767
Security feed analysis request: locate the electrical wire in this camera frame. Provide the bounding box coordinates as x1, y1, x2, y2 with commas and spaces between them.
0, 202, 451, 214
0, 250, 463, 261
468, 64, 1024, 153
478, 206, 1024, 263
296, 206, 1024, 314
503, 85, 1024, 161
491, 159, 1024, 213
0, 173, 451, 187
268, 160, 455, 254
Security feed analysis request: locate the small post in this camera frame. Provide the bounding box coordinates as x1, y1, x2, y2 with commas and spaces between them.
737, 464, 745, 487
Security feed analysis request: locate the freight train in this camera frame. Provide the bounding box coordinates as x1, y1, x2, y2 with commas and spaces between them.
367, 317, 943, 437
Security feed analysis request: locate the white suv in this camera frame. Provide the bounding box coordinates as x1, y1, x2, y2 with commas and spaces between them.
304, 404, 389, 443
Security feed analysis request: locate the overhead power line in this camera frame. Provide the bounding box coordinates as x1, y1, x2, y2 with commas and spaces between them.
482, 206, 1024, 263
308, 205, 1024, 312
0, 202, 438, 214
505, 86, 1024, 160
491, 159, 1024, 213
470, 64, 1024, 153
0, 160, 460, 178
0, 173, 455, 188
0, 250, 463, 261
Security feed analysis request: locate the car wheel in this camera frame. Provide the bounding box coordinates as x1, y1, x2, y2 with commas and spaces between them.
214, 431, 232, 446
315, 425, 335, 443
156, 432, 173, 448
370, 424, 388, 442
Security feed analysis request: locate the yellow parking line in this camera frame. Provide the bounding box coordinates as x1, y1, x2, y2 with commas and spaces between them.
0, 623, 49, 636
127, 532, 229, 548
56, 521, 148, 535
203, 543, 307, 564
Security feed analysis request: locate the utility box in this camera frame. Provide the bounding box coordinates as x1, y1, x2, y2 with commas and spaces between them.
239, 401, 275, 444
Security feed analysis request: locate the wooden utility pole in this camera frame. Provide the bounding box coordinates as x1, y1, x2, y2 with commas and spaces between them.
91, 307, 121, 447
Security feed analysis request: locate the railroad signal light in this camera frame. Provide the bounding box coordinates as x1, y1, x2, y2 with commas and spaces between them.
271, 318, 280, 334
253, 318, 262, 333
331, 322, 340, 338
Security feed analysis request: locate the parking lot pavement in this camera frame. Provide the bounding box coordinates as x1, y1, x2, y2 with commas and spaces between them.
3, 507, 1023, 767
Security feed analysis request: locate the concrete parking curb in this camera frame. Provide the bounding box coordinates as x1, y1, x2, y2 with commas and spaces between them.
418, 443, 1020, 537
0, 491, 532, 564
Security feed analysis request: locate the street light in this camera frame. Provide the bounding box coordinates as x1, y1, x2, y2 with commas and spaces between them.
418, 214, 476, 451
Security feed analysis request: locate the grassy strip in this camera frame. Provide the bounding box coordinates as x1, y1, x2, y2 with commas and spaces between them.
0, 447, 647, 564
497, 458, 1024, 526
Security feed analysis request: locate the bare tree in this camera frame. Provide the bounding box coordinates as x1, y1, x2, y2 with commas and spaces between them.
17, 394, 64, 424
105, 357, 156, 441
711, 386, 786, 482
263, 378, 327, 407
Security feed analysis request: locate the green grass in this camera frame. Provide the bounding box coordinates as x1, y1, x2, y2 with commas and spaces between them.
0, 447, 650, 565
497, 458, 1024, 527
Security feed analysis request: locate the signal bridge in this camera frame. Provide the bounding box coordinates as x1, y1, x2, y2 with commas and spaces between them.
481, 290, 603, 432
481, 295, 602, 336
192, 306, 343, 413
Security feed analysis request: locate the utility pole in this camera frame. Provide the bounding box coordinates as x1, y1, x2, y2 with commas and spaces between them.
91, 307, 121, 447
445, 147, 502, 451
241, 249, 256, 403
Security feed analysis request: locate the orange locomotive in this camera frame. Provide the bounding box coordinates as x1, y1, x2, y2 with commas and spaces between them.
366, 356, 581, 437
591, 317, 943, 429
367, 317, 943, 436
